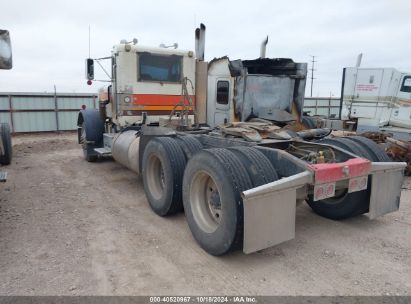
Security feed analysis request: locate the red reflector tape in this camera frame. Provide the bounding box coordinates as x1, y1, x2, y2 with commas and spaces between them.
309, 158, 371, 184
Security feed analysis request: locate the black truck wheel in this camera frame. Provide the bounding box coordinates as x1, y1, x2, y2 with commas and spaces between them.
228, 146, 278, 187
78, 109, 104, 162
308, 137, 374, 220
183, 148, 253, 255
320, 138, 373, 160
0, 123, 12, 165
175, 135, 203, 160
307, 189, 370, 220
142, 137, 186, 216
343, 136, 391, 162
80, 123, 98, 162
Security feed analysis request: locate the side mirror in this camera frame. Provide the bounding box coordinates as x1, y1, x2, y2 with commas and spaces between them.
0, 30, 12, 70
85, 58, 94, 80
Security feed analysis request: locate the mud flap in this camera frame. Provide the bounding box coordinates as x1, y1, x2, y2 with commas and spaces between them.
368, 162, 406, 219
241, 171, 312, 254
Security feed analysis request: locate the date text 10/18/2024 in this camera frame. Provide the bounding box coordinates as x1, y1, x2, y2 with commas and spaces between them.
149, 297, 257, 303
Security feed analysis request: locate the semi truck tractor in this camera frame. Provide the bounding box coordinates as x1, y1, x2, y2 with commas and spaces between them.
78, 25, 406, 255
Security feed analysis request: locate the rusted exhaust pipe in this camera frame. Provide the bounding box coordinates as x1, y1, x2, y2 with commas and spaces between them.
260, 36, 268, 58
195, 23, 206, 61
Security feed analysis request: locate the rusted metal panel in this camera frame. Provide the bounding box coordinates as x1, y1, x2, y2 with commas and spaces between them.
385, 137, 411, 175
195, 61, 208, 124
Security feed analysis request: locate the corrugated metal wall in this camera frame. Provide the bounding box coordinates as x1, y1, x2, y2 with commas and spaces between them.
0, 93, 97, 133
0, 93, 340, 133
303, 97, 341, 118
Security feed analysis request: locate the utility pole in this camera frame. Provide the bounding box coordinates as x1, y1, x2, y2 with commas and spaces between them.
309, 55, 316, 97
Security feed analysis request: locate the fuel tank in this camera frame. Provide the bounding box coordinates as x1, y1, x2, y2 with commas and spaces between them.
111, 130, 140, 174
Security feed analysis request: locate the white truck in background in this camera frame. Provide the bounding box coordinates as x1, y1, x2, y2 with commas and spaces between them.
340, 66, 411, 139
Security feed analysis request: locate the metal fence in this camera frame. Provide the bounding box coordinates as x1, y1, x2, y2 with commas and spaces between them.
0, 93, 341, 133
0, 92, 97, 133
303, 97, 341, 118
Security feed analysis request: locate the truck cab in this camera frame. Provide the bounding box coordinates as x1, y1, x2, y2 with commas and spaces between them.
91, 36, 308, 131
389, 73, 411, 128
107, 43, 196, 127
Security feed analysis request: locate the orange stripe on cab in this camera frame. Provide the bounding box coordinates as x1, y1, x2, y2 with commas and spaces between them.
131, 105, 194, 111
132, 94, 196, 106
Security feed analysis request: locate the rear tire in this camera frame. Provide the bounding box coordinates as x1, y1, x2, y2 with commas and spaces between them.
228, 146, 278, 187
175, 135, 203, 160
142, 137, 186, 216
183, 148, 252, 255
308, 137, 373, 220
320, 138, 372, 160
307, 190, 369, 220
0, 123, 12, 165
343, 136, 391, 162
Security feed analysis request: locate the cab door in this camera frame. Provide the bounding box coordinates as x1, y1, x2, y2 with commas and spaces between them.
397, 75, 411, 101
213, 78, 230, 126
390, 75, 411, 128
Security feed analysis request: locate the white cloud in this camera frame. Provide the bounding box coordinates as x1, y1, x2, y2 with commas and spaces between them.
0, 0, 410, 96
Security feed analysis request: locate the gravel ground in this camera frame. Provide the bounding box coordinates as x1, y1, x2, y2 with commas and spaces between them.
0, 133, 410, 296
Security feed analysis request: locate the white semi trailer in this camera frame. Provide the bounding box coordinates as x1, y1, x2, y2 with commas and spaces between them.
340, 67, 411, 138
78, 25, 406, 255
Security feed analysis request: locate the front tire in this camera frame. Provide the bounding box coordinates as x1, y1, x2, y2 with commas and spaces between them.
80, 123, 98, 162
0, 123, 12, 165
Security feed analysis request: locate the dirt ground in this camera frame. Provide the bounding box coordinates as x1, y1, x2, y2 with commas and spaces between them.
0, 133, 410, 296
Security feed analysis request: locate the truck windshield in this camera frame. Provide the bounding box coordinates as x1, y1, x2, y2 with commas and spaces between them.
138, 53, 182, 83
400, 76, 411, 93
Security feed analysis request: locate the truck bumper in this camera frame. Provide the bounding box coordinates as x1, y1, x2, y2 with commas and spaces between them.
241, 161, 406, 254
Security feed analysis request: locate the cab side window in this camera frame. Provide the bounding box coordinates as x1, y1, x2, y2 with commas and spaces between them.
216, 81, 229, 105
400, 76, 411, 93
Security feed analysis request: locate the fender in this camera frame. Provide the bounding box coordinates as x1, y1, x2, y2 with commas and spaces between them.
77, 109, 104, 147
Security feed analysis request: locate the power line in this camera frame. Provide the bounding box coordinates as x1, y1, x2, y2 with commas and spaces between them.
309, 55, 316, 97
